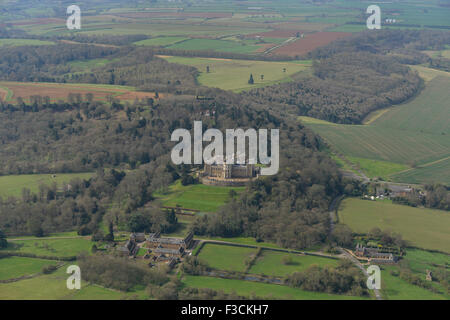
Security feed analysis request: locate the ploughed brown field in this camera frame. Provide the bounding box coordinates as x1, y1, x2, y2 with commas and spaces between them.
116, 12, 233, 19
0, 81, 160, 103
272, 32, 351, 56
247, 30, 307, 38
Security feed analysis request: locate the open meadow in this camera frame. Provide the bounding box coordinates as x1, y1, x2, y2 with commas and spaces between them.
0, 256, 58, 281
338, 198, 450, 253
0, 266, 140, 300
155, 181, 244, 213
162, 56, 311, 91
0, 173, 94, 198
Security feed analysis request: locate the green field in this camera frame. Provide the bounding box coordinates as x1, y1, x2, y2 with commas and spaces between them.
300, 76, 450, 184
0, 257, 58, 281
338, 198, 450, 253
3, 238, 93, 258
0, 267, 131, 300
155, 180, 244, 212
381, 266, 447, 300
182, 275, 367, 300
402, 249, 450, 275
0, 38, 54, 47
0, 173, 94, 198
162, 56, 311, 91
134, 36, 188, 47
66, 58, 119, 73
198, 244, 257, 272
249, 250, 339, 277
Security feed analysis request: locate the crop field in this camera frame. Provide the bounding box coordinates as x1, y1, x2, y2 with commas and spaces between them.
390, 157, 450, 185
272, 32, 351, 56
0, 173, 94, 198
197, 244, 257, 272
248, 250, 339, 277
3, 238, 93, 258
0, 81, 157, 103
300, 76, 450, 184
338, 198, 450, 253
0, 257, 58, 281
155, 181, 244, 212
182, 276, 367, 300
162, 56, 311, 91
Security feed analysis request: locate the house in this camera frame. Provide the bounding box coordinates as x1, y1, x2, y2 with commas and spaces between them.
355, 243, 398, 263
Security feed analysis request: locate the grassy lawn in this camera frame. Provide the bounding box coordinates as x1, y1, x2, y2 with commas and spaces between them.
338, 198, 450, 253
3, 238, 93, 258
198, 237, 285, 250
249, 250, 339, 277
197, 244, 257, 272
0, 173, 94, 198
155, 180, 244, 212
0, 257, 58, 281
162, 56, 311, 91
182, 275, 368, 300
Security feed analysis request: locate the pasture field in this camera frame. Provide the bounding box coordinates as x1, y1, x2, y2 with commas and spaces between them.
338, 198, 450, 253
155, 180, 244, 213
182, 276, 368, 300
381, 266, 447, 300
197, 244, 257, 272
0, 173, 94, 198
0, 81, 157, 104
248, 250, 339, 277
0, 267, 132, 300
300, 76, 450, 184
3, 238, 93, 258
402, 249, 450, 275
0, 38, 54, 47
162, 56, 311, 91
0, 257, 58, 281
